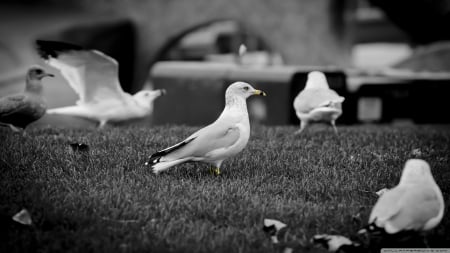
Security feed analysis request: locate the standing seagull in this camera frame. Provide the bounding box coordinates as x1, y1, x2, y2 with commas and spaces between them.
35, 40, 165, 128
146, 82, 266, 175
293, 71, 344, 134
0, 66, 53, 132
361, 159, 444, 235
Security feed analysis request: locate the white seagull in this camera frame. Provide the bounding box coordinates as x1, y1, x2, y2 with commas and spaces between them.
263, 218, 288, 244
312, 234, 361, 252
35, 40, 165, 128
0, 66, 53, 132
145, 82, 266, 175
293, 71, 344, 134
363, 159, 444, 235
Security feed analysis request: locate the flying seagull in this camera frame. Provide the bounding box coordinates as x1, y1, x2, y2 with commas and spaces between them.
145, 81, 266, 175
35, 40, 165, 128
360, 159, 444, 235
293, 71, 344, 134
0, 66, 53, 132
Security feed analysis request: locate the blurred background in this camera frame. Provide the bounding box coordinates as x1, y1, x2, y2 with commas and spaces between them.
1, 0, 450, 127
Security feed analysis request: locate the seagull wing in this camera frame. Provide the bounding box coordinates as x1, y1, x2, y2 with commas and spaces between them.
163, 121, 241, 161
0, 95, 28, 117
293, 88, 344, 114
369, 185, 441, 233
36, 40, 127, 104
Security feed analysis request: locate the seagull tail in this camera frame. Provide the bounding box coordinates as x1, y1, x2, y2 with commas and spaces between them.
35, 40, 84, 60
145, 137, 197, 173
150, 158, 191, 174
46, 106, 91, 117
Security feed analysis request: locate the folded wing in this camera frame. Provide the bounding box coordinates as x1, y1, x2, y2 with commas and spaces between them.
148, 121, 241, 165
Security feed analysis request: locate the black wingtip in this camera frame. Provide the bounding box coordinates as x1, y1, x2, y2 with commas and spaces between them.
35, 40, 84, 59
144, 137, 196, 167
145, 153, 162, 167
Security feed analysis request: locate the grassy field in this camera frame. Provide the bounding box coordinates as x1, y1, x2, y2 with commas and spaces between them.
1, 124, 449, 252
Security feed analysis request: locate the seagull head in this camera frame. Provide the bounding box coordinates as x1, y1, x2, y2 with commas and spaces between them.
399, 159, 434, 185
226, 82, 266, 100
133, 89, 166, 110
304, 71, 329, 90
27, 66, 54, 81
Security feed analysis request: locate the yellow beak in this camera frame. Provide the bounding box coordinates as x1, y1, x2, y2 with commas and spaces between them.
254, 90, 267, 96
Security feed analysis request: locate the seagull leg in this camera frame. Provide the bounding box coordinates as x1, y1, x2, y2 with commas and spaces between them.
0, 123, 24, 133
98, 120, 107, 129
294, 121, 307, 135
331, 120, 338, 135
209, 167, 221, 176
422, 234, 430, 248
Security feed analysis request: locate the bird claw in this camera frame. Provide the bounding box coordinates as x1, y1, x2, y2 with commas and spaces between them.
209, 167, 221, 176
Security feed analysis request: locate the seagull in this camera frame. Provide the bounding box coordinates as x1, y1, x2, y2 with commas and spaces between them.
35, 40, 166, 128
360, 159, 444, 235
0, 66, 53, 132
145, 81, 266, 175
312, 234, 362, 253
263, 218, 288, 244
236, 44, 247, 65
12, 209, 32, 226
293, 71, 345, 134
263, 218, 304, 253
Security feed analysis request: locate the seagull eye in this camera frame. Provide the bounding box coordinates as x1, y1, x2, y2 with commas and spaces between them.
35, 69, 43, 74
243, 86, 249, 91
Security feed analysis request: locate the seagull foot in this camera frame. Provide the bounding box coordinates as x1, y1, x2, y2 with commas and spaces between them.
294, 129, 303, 135
209, 167, 221, 176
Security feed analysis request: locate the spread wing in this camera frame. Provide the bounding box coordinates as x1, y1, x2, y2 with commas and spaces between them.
293, 88, 344, 114
36, 40, 127, 104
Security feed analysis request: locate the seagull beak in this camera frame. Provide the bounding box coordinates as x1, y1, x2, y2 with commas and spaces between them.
44, 73, 55, 78
254, 89, 267, 96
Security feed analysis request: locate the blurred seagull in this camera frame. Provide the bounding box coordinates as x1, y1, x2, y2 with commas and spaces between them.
263, 218, 304, 253
0, 66, 53, 132
236, 44, 247, 65
263, 218, 288, 244
145, 82, 266, 175
312, 234, 362, 252
35, 40, 165, 128
360, 159, 444, 235
293, 71, 344, 134
12, 209, 32, 226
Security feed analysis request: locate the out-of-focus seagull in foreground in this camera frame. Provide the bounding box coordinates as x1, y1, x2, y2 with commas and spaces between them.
293, 71, 344, 135
0, 66, 53, 132
36, 40, 165, 128
145, 81, 266, 175
360, 159, 444, 235
312, 234, 362, 252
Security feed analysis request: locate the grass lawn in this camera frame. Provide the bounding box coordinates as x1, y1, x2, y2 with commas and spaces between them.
1, 124, 449, 252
